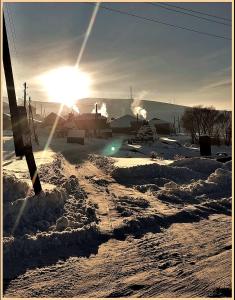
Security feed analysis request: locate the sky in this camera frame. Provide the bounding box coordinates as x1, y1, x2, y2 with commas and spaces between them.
2, 2, 232, 110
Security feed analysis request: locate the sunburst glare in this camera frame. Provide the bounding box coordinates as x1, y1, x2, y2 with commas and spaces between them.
38, 66, 92, 108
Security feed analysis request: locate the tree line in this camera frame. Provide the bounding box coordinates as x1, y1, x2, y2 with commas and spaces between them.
181, 105, 232, 146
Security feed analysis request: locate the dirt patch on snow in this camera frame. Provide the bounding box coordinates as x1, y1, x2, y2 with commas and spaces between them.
88, 154, 115, 173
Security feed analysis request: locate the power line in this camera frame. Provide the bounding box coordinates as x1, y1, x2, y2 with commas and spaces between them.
159, 2, 232, 22
4, 5, 18, 57
88, 3, 231, 41
149, 3, 231, 27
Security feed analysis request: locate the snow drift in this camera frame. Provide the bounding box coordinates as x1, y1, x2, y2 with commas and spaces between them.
3, 155, 100, 280
111, 157, 222, 184
4, 223, 101, 279
3, 173, 30, 203
156, 167, 232, 205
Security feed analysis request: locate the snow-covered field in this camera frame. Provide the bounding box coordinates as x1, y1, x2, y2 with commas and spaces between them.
3, 131, 232, 297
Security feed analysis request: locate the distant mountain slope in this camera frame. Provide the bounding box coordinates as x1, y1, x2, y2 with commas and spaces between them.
2, 97, 188, 123
76, 98, 187, 122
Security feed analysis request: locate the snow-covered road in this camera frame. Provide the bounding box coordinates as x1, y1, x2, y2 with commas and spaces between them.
3, 133, 232, 297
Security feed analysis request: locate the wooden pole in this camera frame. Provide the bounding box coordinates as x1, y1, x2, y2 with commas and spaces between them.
3, 13, 42, 194
3, 14, 24, 157
29, 96, 39, 145
23, 82, 27, 108
130, 86, 133, 99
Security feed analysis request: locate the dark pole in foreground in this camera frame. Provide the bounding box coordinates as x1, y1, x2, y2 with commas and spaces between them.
25, 150, 42, 194
3, 14, 24, 157
3, 13, 42, 195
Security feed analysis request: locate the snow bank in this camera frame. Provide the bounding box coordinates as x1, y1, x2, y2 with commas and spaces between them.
88, 154, 115, 173
171, 157, 222, 175
3, 155, 100, 279
111, 157, 228, 188
4, 178, 98, 237
111, 163, 204, 184
4, 223, 100, 279
38, 153, 66, 185
3, 173, 30, 203
221, 160, 232, 171
135, 184, 160, 193
4, 188, 67, 235
156, 167, 231, 205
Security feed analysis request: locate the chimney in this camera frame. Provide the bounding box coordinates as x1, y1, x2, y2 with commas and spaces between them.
95, 103, 98, 118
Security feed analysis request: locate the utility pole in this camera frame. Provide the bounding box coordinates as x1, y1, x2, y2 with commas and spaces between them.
136, 113, 139, 135
3, 13, 42, 195
173, 116, 177, 134
29, 96, 39, 145
23, 82, 27, 108
130, 86, 133, 99
94, 103, 98, 137
178, 115, 181, 133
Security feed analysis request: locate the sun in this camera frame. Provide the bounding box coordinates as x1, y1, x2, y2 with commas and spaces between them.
39, 66, 92, 107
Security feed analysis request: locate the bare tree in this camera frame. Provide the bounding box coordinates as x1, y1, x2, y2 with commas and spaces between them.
217, 111, 232, 146
181, 108, 197, 143
200, 106, 220, 137
181, 105, 230, 145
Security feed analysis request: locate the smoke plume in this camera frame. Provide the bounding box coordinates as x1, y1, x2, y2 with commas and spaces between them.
131, 90, 148, 119
92, 102, 108, 117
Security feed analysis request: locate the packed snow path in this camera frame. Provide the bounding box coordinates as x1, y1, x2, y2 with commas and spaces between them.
3, 152, 232, 298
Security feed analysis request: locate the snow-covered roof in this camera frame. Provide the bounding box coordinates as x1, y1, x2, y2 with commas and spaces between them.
3, 113, 11, 118
45, 112, 66, 120
149, 118, 170, 125
110, 114, 136, 128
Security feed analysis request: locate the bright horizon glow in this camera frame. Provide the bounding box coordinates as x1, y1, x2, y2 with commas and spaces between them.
38, 66, 92, 107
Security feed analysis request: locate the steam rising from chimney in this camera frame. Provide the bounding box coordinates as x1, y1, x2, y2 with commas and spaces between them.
92, 102, 108, 117
133, 106, 147, 119
72, 105, 80, 114
131, 90, 148, 119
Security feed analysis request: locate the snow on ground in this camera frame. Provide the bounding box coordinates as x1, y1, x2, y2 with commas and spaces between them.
112, 157, 173, 168
3, 131, 232, 297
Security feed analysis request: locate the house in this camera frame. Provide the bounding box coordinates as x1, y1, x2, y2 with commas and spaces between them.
3, 113, 11, 130
42, 112, 66, 127
75, 113, 108, 130
63, 112, 111, 138
110, 114, 144, 134
149, 118, 172, 135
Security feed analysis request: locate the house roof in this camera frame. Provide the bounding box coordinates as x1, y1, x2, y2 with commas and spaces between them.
110, 114, 137, 128
149, 118, 170, 125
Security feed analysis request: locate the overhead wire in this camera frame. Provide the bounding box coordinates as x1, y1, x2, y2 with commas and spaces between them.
4, 4, 18, 58
86, 3, 231, 41
148, 3, 231, 27
158, 2, 232, 22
